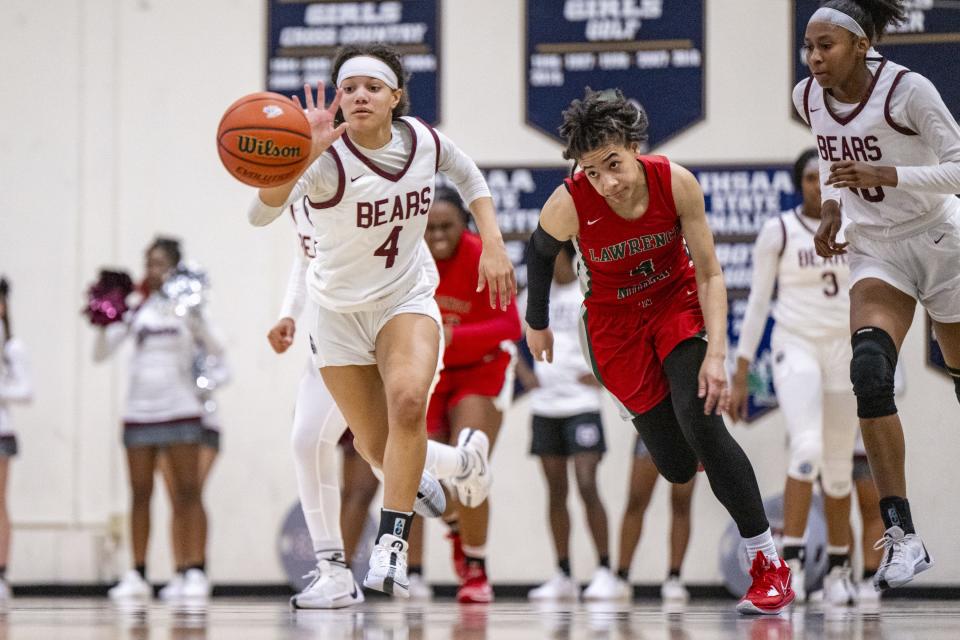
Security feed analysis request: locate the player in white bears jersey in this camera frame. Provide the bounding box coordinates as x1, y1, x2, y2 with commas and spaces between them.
797, 0, 960, 591
266, 196, 497, 608
731, 149, 858, 605
248, 44, 515, 598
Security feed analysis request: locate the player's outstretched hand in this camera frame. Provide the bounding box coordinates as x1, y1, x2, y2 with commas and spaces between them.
267, 317, 296, 354
526, 326, 554, 364
477, 244, 518, 311
294, 82, 350, 161
698, 353, 729, 415
814, 200, 847, 258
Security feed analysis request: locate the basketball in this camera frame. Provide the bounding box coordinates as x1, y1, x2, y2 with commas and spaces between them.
216, 92, 312, 188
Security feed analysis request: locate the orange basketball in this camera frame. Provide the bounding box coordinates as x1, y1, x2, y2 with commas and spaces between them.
216, 92, 312, 188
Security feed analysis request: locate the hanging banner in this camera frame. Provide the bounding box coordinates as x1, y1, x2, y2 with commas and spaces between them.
690, 164, 802, 421
266, 0, 442, 124
524, 0, 706, 148
792, 1, 960, 121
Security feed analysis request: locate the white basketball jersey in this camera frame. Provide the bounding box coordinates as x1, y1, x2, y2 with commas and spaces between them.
305, 117, 439, 312
802, 57, 951, 231
773, 207, 849, 339
529, 280, 600, 417
289, 195, 317, 259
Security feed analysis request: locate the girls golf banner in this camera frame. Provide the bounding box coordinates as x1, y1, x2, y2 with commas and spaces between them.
525, 0, 705, 148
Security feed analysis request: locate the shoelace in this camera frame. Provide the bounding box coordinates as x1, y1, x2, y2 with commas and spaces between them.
873, 532, 906, 565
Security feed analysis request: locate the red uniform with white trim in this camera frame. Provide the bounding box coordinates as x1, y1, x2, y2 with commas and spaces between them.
570, 155, 703, 415
426, 231, 521, 439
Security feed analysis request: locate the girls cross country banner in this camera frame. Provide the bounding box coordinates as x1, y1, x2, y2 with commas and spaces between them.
266, 0, 442, 124
791, 0, 960, 121
689, 164, 802, 422
524, 0, 705, 148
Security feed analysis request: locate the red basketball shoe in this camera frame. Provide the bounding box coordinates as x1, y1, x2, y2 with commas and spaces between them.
737, 551, 795, 615
457, 564, 494, 604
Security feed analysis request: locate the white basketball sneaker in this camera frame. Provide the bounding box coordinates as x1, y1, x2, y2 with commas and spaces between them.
786, 558, 806, 602
451, 429, 491, 508
363, 534, 410, 598
406, 572, 433, 601
159, 573, 184, 601
583, 567, 627, 601
291, 559, 365, 610
180, 568, 211, 599
822, 565, 857, 606
660, 576, 690, 603
528, 573, 579, 601
108, 570, 151, 600
873, 526, 933, 591
414, 470, 446, 518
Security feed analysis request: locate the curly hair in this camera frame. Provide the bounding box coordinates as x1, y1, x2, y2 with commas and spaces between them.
559, 88, 649, 161
433, 186, 470, 225
330, 44, 410, 125
822, 0, 907, 42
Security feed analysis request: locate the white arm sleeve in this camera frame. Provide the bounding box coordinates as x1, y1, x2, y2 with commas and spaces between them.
247, 153, 341, 226
436, 130, 492, 206
891, 74, 960, 194
735, 217, 783, 362
279, 244, 309, 320
0, 341, 33, 403
792, 81, 843, 205
93, 321, 130, 362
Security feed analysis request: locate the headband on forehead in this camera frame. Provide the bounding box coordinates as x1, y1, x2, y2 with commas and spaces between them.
336, 56, 399, 90
804, 156, 820, 174
809, 7, 868, 39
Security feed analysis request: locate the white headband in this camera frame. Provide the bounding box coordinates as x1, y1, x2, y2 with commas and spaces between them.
804, 156, 819, 175
336, 56, 399, 90
809, 7, 868, 39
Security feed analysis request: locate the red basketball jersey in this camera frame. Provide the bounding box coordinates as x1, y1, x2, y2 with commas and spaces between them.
565, 155, 696, 309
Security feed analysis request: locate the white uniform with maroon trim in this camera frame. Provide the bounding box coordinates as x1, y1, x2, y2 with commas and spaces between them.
737, 207, 856, 496
794, 56, 960, 322
303, 117, 442, 366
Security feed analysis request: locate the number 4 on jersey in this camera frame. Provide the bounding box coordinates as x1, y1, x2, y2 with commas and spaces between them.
374, 225, 403, 268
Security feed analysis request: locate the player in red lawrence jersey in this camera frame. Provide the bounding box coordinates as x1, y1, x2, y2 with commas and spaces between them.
420, 188, 521, 602
524, 89, 794, 615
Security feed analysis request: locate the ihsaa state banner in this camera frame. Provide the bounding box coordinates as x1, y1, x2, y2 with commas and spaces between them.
525, 0, 705, 148
690, 164, 802, 422
792, 0, 960, 121
266, 1, 441, 124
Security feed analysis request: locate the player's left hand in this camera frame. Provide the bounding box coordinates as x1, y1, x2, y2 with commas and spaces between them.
698, 353, 730, 416
826, 161, 897, 189
477, 243, 517, 311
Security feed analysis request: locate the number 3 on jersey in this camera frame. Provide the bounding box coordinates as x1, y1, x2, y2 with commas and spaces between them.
374, 225, 403, 268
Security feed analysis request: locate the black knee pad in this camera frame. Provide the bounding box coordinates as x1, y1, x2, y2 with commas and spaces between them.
850, 327, 898, 419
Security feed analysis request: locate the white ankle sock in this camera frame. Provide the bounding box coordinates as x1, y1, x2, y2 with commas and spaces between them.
744, 528, 780, 564
425, 441, 468, 480
462, 543, 486, 559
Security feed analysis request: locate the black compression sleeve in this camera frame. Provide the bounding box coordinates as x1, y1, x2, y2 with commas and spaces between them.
525, 224, 564, 330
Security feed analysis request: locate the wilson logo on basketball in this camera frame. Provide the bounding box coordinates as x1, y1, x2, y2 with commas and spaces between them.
236, 136, 303, 158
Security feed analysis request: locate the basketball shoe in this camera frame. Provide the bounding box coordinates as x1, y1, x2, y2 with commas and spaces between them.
873, 526, 932, 590
414, 470, 446, 518
736, 551, 795, 615
363, 534, 409, 598
528, 573, 578, 601
291, 558, 364, 609
108, 570, 151, 600
457, 563, 493, 603
451, 429, 491, 508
